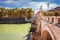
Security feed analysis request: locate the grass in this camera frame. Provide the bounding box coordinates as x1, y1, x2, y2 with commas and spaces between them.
0, 23, 31, 40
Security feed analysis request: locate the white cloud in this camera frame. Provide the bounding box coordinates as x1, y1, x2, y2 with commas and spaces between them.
28, 2, 59, 13
1, 0, 59, 13
0, 6, 3, 7
5, 0, 15, 4
16, 2, 59, 13
5, 0, 30, 4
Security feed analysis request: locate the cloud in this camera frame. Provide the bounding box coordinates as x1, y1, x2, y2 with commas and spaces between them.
5, 0, 30, 4
28, 2, 59, 13
5, 0, 16, 4
0, 0, 59, 13
5, 1, 59, 13
0, 6, 3, 7
2, 0, 31, 7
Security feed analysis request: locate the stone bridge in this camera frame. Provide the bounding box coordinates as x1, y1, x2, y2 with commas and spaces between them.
30, 12, 60, 40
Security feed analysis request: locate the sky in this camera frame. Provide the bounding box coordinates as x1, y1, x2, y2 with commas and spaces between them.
0, 0, 60, 12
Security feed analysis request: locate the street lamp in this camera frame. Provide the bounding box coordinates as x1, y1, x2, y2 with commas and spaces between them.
40, 5, 43, 12
47, 3, 49, 11
47, 3, 49, 16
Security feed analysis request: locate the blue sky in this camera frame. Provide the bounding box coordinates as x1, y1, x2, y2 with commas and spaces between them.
0, 0, 60, 12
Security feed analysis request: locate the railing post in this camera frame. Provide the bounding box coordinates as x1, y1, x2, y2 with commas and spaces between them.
53, 17, 58, 24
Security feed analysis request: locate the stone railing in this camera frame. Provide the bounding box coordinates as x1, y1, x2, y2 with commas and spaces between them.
41, 16, 60, 26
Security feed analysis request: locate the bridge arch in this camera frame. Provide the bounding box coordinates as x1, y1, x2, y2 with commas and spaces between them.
42, 30, 52, 40
41, 24, 56, 40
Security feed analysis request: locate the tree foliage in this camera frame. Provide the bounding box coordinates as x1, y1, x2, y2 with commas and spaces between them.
0, 8, 33, 19
42, 10, 60, 16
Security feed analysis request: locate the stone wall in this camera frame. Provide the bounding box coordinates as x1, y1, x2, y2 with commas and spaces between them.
0, 18, 28, 24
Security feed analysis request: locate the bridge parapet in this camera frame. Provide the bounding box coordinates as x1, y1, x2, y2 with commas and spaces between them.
41, 16, 60, 26
41, 19, 60, 40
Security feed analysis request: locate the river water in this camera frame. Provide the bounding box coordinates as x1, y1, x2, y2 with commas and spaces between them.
0, 23, 31, 40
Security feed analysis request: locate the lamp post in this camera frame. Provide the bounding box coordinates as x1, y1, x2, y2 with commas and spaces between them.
47, 3, 49, 16
40, 5, 43, 12
47, 3, 49, 9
